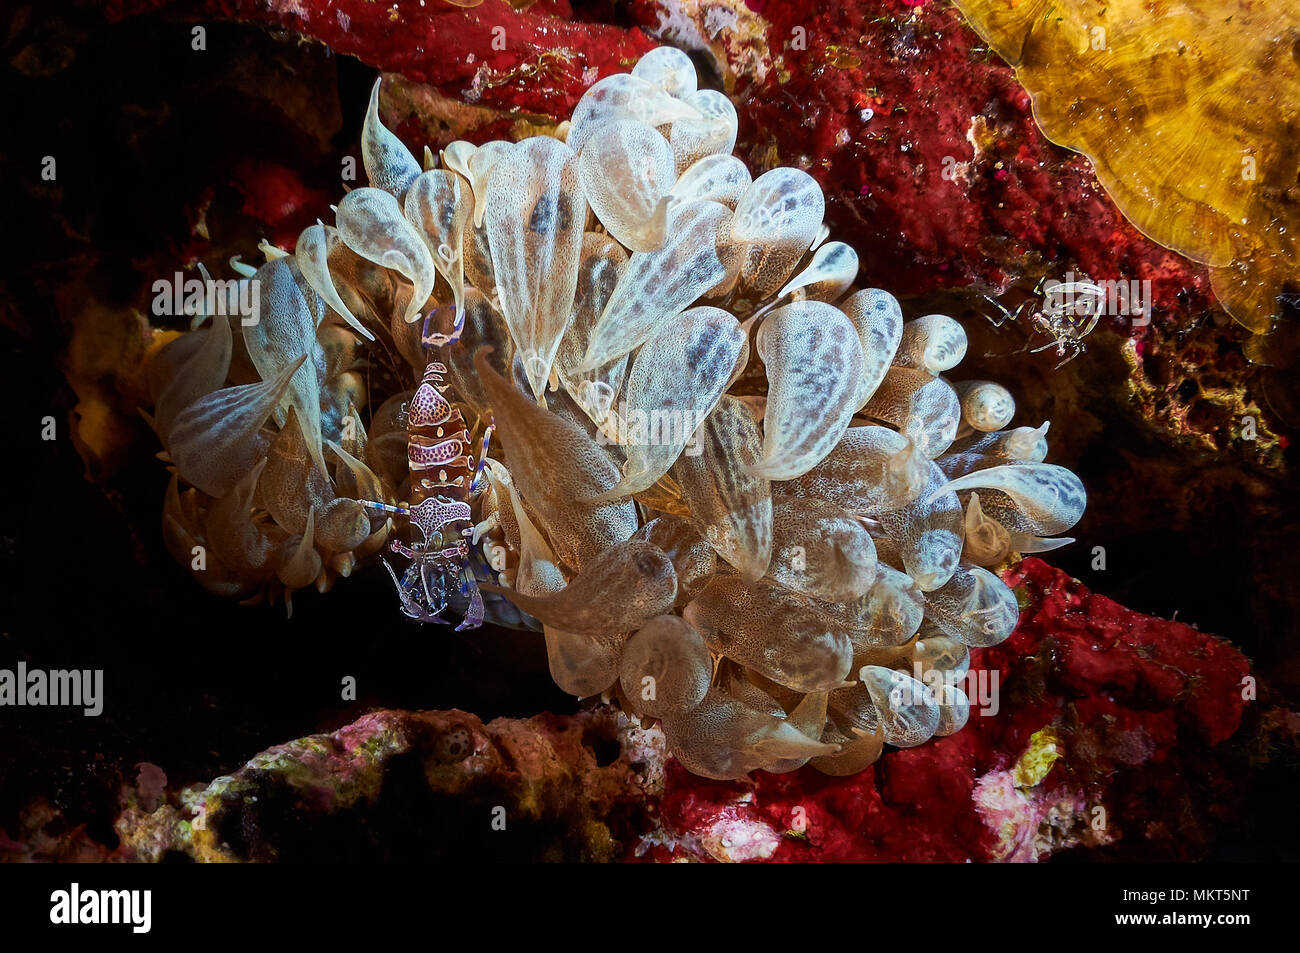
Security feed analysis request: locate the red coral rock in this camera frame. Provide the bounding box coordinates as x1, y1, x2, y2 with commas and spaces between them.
1001, 559, 1251, 748
108, 0, 656, 118
104, 0, 1211, 329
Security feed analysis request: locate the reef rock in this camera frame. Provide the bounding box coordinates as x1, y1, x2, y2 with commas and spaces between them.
4, 560, 1287, 863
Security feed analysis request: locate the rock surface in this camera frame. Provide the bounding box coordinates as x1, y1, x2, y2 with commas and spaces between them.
4, 560, 1290, 863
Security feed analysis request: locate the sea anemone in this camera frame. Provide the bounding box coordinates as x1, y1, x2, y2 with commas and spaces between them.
145, 46, 1085, 779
